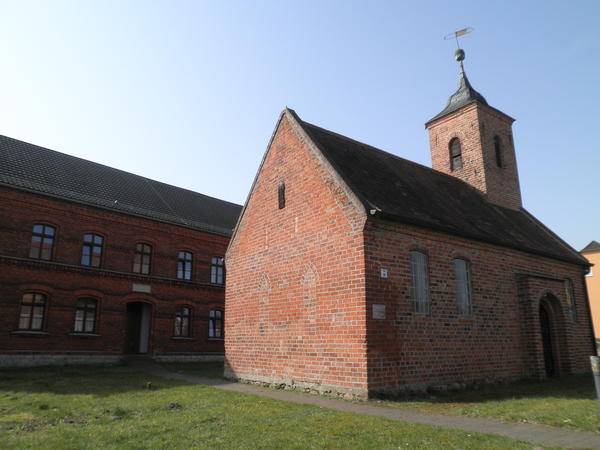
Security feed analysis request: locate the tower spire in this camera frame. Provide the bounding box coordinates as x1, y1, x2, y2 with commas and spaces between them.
425, 39, 522, 210
427, 48, 487, 124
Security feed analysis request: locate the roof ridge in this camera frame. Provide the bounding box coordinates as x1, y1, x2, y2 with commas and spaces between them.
581, 240, 600, 253
298, 118, 500, 207
0, 133, 242, 236
0, 133, 240, 207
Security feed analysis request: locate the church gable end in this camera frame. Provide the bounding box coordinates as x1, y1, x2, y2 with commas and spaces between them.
225, 110, 370, 398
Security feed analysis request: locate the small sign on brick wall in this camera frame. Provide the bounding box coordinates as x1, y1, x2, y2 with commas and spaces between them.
372, 304, 386, 319
132, 284, 151, 293
380, 268, 389, 278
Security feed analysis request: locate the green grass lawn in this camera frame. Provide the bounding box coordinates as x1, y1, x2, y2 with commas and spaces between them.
159, 361, 600, 434
160, 361, 225, 379
0, 366, 544, 449
384, 374, 600, 434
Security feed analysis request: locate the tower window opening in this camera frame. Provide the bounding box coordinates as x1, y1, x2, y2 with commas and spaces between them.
449, 138, 462, 171
494, 136, 503, 168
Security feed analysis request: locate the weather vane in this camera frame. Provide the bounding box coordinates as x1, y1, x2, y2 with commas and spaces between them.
444, 27, 474, 62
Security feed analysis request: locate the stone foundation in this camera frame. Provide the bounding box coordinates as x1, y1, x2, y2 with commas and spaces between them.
224, 369, 368, 400
153, 353, 224, 363
0, 353, 123, 368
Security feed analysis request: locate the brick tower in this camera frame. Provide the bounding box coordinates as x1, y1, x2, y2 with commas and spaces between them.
425, 49, 522, 210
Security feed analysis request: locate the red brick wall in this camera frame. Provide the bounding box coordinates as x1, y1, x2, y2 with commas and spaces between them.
364, 218, 594, 394
0, 186, 229, 358
225, 113, 370, 398
427, 103, 522, 210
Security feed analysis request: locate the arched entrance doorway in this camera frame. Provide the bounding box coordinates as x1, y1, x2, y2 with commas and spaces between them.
538, 294, 567, 377
125, 302, 152, 354
539, 300, 556, 377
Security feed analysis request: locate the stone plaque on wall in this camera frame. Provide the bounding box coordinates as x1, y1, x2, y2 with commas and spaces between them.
372, 304, 385, 319
132, 284, 151, 293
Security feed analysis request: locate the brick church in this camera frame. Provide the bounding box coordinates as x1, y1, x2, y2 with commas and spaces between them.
0, 136, 241, 366
224, 50, 596, 398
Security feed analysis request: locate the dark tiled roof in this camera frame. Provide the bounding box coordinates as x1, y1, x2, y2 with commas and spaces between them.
426, 63, 489, 124
581, 241, 600, 254
289, 111, 587, 266
0, 135, 242, 236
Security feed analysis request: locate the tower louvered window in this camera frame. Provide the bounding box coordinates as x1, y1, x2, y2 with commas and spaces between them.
409, 251, 430, 314
449, 138, 462, 171
494, 136, 503, 168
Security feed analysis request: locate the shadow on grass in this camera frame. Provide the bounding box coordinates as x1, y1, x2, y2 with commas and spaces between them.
0, 365, 193, 397
158, 361, 226, 379
386, 374, 595, 404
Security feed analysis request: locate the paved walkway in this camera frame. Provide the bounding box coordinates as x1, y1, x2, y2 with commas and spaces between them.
135, 362, 600, 449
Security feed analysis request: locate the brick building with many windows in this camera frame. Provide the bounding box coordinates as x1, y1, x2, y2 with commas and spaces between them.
0, 135, 241, 367
224, 52, 595, 398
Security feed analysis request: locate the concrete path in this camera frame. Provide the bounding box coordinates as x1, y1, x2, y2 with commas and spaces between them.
135, 362, 600, 449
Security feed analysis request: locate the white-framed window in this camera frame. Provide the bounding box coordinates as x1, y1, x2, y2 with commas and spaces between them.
19, 293, 47, 330
174, 306, 191, 337
177, 251, 193, 280
74, 298, 97, 333
209, 309, 223, 338
211, 257, 224, 285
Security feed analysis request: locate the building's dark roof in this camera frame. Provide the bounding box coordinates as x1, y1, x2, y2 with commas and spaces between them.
427, 62, 489, 124
581, 241, 600, 254
288, 110, 587, 266
0, 134, 242, 236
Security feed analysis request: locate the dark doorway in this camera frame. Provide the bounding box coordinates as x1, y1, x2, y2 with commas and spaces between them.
539, 301, 556, 377
125, 302, 151, 354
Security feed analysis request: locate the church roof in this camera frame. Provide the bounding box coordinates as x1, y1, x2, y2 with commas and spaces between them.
581, 240, 600, 254
0, 134, 242, 236
288, 110, 587, 266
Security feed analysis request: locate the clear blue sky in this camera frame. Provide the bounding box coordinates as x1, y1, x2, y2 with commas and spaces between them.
1, 0, 598, 250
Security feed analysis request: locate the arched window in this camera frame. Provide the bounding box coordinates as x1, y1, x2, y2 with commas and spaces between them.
449, 138, 462, 171
29, 224, 55, 260
74, 298, 97, 333
453, 259, 472, 315
177, 251, 193, 280
19, 293, 47, 330
494, 136, 503, 168
81, 234, 103, 267
565, 279, 577, 322
409, 251, 430, 314
133, 243, 152, 275
209, 309, 223, 338
278, 182, 286, 209
211, 257, 224, 285
174, 306, 191, 337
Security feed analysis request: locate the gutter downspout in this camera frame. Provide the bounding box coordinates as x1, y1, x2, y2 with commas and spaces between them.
581, 270, 598, 356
